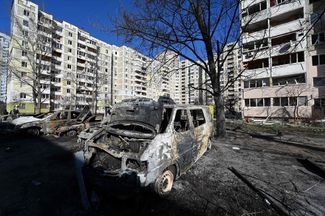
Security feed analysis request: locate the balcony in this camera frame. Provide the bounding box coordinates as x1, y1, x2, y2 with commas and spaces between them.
242, 29, 269, 44
270, 18, 304, 37
270, 1, 304, 19
242, 9, 268, 26
270, 40, 306, 57
77, 62, 85, 67
244, 67, 270, 79
271, 62, 305, 77
241, 0, 265, 9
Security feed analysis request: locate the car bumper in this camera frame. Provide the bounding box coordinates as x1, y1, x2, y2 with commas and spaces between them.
83, 167, 144, 195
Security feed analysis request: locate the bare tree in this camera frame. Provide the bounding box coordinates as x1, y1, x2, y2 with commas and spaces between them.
114, 0, 260, 137
8, 13, 53, 114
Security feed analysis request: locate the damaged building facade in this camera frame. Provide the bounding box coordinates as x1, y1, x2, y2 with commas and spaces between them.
6, 0, 174, 114
240, 0, 325, 120
0, 33, 10, 103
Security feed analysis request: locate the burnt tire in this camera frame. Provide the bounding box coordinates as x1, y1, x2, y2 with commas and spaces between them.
66, 130, 77, 137
153, 169, 174, 197
26, 127, 40, 136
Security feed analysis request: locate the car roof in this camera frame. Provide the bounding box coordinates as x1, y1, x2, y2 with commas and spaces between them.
162, 104, 210, 109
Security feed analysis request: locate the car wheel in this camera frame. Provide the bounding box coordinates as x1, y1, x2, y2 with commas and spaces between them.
27, 128, 40, 136
153, 169, 174, 197
67, 130, 77, 137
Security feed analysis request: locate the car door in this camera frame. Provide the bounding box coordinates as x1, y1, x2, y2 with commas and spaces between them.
172, 108, 195, 172
190, 108, 211, 160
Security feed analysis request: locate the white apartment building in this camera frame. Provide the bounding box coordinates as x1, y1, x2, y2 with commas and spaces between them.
0, 33, 10, 103
220, 43, 242, 114
7, 0, 173, 114
241, 0, 325, 120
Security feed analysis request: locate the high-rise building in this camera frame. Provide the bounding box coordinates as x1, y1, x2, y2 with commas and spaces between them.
0, 33, 10, 103
240, 0, 325, 120
221, 43, 242, 114
7, 0, 173, 114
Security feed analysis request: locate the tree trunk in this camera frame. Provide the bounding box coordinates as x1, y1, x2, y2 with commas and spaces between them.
36, 92, 41, 114
214, 93, 226, 138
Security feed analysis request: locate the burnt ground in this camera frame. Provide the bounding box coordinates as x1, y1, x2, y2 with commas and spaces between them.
0, 126, 324, 216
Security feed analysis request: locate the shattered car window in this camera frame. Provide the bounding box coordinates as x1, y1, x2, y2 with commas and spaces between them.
71, 111, 79, 119
190, 109, 206, 128
174, 109, 190, 132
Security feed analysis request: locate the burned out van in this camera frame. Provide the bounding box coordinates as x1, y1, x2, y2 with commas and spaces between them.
81, 98, 213, 196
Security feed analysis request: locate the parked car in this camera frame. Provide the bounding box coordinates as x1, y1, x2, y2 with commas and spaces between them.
55, 114, 103, 137
11, 109, 90, 136
81, 98, 213, 197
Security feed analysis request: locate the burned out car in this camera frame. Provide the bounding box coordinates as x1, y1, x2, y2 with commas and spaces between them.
82, 98, 213, 196
55, 114, 103, 137
11, 110, 87, 136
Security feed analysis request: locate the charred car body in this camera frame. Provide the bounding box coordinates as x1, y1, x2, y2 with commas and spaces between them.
11, 108, 91, 136
82, 98, 213, 196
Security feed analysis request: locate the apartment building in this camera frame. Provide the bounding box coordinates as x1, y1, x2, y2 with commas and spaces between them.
7, 0, 174, 114
221, 43, 242, 114
307, 0, 325, 118
0, 33, 10, 103
241, 0, 325, 120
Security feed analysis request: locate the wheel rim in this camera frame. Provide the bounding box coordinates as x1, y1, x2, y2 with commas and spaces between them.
159, 170, 174, 193
68, 130, 77, 137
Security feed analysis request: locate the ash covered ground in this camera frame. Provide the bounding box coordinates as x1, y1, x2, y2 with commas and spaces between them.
0, 125, 324, 216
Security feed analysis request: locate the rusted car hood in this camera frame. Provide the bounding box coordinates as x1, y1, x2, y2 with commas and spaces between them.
106, 121, 156, 139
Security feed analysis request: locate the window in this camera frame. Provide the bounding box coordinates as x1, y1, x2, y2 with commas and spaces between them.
312, 54, 325, 66
310, 0, 321, 4
273, 97, 280, 106
257, 98, 263, 107
298, 52, 304, 62
22, 51, 27, 56
321, 55, 325, 65
67, 80, 71, 85
247, 58, 269, 69
273, 74, 306, 85
20, 93, 26, 98
247, 1, 267, 15
264, 98, 271, 106
19, 104, 26, 109
298, 97, 307, 106
21, 61, 27, 67
281, 97, 288, 106
68, 40, 72, 45
289, 97, 297, 106
272, 52, 304, 66
22, 41, 28, 48
174, 109, 190, 132
190, 109, 206, 128
68, 48, 72, 53
314, 77, 325, 87
23, 9, 29, 16
312, 56, 319, 66
314, 98, 325, 109
311, 32, 325, 45
68, 32, 73, 37
23, 20, 29, 27
71, 111, 79, 119
22, 30, 28, 37
250, 99, 256, 107
245, 99, 249, 107
67, 89, 70, 93
67, 64, 71, 69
